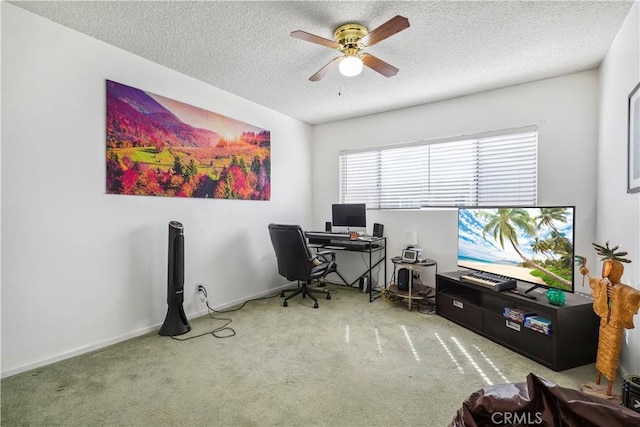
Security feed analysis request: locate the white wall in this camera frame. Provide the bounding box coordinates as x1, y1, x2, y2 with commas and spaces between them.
1, 3, 313, 377
312, 72, 599, 289
3, 1, 637, 380
598, 1, 640, 377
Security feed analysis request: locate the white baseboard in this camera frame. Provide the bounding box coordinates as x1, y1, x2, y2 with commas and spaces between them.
1, 283, 294, 379
1, 323, 161, 379
187, 282, 294, 317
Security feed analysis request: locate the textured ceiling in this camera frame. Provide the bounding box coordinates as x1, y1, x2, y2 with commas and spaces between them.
10, 1, 634, 125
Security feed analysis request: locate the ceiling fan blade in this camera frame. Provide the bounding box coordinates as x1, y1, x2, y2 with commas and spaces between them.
361, 54, 399, 78
291, 30, 340, 49
309, 57, 342, 81
360, 15, 410, 47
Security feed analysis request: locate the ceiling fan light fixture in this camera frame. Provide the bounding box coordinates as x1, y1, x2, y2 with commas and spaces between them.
339, 55, 363, 77
291, 15, 409, 81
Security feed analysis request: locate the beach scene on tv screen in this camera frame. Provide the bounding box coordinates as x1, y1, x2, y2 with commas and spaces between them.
458, 207, 574, 291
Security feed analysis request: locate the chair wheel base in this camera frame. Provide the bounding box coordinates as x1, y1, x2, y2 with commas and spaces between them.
313, 303, 319, 309
326, 294, 331, 300
283, 301, 288, 307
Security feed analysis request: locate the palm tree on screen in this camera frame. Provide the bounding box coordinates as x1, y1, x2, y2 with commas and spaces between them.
531, 237, 553, 259
479, 208, 572, 287
536, 207, 571, 245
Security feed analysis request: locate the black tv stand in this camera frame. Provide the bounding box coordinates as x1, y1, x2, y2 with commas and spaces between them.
436, 271, 599, 371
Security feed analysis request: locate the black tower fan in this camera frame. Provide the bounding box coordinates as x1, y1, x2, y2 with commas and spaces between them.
159, 221, 191, 336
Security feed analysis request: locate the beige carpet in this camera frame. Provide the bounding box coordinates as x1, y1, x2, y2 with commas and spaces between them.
1, 284, 607, 426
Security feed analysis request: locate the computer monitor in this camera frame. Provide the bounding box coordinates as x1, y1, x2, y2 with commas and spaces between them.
331, 203, 366, 228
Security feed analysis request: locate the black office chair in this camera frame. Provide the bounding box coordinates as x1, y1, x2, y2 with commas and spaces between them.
268, 224, 334, 308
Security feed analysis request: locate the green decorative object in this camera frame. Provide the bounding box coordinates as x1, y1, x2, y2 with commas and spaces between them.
546, 288, 566, 306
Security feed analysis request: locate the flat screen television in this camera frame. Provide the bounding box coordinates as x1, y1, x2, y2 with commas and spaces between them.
332, 203, 366, 228
457, 206, 575, 294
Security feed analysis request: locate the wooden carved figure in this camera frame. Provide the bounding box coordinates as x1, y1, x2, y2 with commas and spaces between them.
577, 242, 640, 396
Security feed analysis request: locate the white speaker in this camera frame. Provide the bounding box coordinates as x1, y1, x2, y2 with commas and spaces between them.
359, 277, 369, 293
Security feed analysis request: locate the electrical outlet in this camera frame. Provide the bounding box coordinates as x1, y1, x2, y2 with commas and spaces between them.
196, 283, 206, 303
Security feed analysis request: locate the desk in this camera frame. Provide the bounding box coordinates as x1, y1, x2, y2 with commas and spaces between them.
388, 257, 437, 311
305, 231, 386, 302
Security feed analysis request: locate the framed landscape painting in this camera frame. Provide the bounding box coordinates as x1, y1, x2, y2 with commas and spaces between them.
106, 80, 270, 200
628, 81, 640, 194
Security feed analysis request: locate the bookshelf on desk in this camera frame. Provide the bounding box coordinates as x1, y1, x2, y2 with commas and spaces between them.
436, 271, 599, 371
305, 232, 386, 302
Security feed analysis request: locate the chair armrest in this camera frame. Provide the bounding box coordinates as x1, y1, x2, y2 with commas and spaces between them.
312, 250, 336, 263
311, 250, 336, 280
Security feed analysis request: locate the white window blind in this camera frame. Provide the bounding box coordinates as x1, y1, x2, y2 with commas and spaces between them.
339, 129, 537, 208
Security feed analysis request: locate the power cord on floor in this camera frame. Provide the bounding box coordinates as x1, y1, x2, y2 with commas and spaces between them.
417, 299, 436, 314
170, 285, 280, 341
380, 288, 436, 315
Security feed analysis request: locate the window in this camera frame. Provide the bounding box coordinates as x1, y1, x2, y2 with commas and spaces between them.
339, 128, 537, 208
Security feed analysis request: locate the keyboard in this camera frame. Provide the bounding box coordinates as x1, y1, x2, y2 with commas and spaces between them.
306, 231, 345, 240
306, 231, 370, 241
460, 271, 517, 291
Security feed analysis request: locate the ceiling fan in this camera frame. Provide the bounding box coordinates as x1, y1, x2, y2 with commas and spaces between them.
291, 15, 410, 82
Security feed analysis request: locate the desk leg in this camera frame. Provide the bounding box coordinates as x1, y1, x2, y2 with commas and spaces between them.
368, 246, 372, 301
383, 247, 387, 296
334, 269, 350, 287
369, 242, 387, 302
